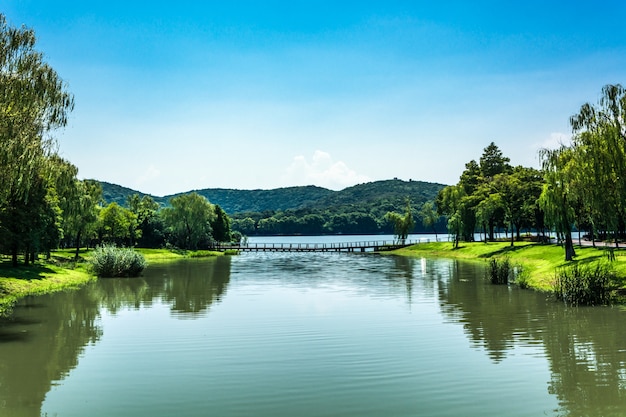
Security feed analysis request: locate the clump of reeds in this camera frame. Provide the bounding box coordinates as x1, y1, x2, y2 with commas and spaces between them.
487, 257, 511, 285
90, 244, 146, 278
553, 262, 616, 306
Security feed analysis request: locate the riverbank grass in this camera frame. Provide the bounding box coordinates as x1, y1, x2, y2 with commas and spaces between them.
0, 248, 225, 316
0, 259, 95, 316
393, 241, 626, 292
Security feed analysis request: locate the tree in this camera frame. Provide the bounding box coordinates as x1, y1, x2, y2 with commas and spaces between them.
0, 15, 74, 264
211, 204, 231, 243
97, 202, 138, 246
385, 198, 415, 244
162, 193, 215, 250
569, 84, 626, 246
479, 142, 511, 180
419, 201, 440, 241
437, 185, 465, 248
127, 194, 164, 248
539, 147, 576, 261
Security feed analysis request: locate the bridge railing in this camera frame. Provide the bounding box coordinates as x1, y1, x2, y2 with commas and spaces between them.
213, 238, 431, 251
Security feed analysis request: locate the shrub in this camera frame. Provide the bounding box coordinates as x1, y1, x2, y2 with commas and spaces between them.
487, 257, 511, 285
91, 245, 146, 278
553, 262, 616, 306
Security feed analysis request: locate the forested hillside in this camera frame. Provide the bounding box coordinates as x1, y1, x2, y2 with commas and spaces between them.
99, 179, 448, 235
100, 179, 445, 214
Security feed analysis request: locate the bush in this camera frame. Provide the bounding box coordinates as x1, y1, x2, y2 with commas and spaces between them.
553, 262, 616, 306
91, 245, 146, 278
487, 257, 511, 285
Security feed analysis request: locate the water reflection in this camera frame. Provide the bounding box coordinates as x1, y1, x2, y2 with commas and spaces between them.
0, 256, 231, 417
3, 253, 626, 417
433, 258, 626, 417
95, 256, 231, 317
0, 290, 102, 417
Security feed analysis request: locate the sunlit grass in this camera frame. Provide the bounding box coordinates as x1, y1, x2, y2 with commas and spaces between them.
0, 247, 225, 316
393, 241, 626, 292
0, 260, 95, 316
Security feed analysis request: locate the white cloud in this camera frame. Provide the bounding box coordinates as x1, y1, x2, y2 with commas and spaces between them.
134, 164, 161, 189
283, 150, 370, 190
534, 132, 572, 151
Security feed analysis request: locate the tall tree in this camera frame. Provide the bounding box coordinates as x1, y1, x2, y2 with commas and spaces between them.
162, 193, 215, 250
419, 201, 440, 241
0, 15, 74, 265
385, 198, 415, 244
539, 147, 576, 261
479, 142, 511, 180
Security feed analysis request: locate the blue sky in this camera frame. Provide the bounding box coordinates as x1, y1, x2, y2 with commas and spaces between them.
4, 1, 626, 195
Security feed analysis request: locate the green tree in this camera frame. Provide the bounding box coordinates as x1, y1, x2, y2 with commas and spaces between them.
127, 194, 164, 248
437, 185, 465, 248
0, 15, 74, 265
385, 199, 415, 244
419, 201, 440, 241
479, 142, 511, 180
162, 193, 215, 250
539, 147, 576, 261
569, 84, 626, 246
97, 202, 138, 246
211, 204, 231, 243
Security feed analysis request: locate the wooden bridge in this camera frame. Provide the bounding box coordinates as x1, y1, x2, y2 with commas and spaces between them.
213, 239, 424, 253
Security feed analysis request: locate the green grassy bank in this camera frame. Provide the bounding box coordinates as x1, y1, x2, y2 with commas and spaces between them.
392, 241, 626, 292
0, 248, 224, 317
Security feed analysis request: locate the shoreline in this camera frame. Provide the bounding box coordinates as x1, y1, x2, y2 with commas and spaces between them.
0, 249, 225, 317
388, 241, 626, 293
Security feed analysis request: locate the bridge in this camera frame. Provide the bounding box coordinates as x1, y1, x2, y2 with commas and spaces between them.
213, 239, 425, 253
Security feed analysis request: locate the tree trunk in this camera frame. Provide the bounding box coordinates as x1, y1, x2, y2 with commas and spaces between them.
75, 229, 82, 260
564, 233, 576, 261
11, 244, 18, 267
510, 222, 514, 247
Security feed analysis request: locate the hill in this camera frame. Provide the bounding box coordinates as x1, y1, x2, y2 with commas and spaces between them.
98, 179, 446, 215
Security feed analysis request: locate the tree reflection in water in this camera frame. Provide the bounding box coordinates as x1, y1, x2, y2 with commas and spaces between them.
433, 258, 626, 417
0, 256, 231, 417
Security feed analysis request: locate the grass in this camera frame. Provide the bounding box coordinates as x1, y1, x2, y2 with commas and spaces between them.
0, 258, 95, 317
0, 247, 226, 317
392, 241, 626, 293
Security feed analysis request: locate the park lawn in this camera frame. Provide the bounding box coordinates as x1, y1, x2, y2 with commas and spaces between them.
0, 248, 225, 316
392, 241, 626, 292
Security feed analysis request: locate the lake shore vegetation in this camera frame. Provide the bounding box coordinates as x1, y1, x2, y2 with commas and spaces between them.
0, 247, 226, 316
392, 241, 626, 304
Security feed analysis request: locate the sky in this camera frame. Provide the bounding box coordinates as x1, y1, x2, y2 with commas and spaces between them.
3, 1, 626, 196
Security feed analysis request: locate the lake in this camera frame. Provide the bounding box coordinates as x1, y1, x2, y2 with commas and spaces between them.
1, 245, 626, 417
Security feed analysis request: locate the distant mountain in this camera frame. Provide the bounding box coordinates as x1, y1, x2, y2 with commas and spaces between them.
99, 181, 167, 207
164, 186, 334, 213
310, 179, 445, 209
97, 179, 447, 214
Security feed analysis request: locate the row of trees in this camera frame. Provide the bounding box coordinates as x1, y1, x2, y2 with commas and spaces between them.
230, 203, 446, 237
436, 84, 625, 261
0, 16, 233, 266
62, 192, 234, 254
436, 142, 545, 248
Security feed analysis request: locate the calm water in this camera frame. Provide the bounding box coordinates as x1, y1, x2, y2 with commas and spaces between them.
1, 250, 626, 417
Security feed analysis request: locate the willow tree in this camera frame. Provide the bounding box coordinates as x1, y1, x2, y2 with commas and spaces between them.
162, 193, 216, 250
385, 199, 415, 244
539, 147, 576, 261
569, 84, 626, 245
0, 15, 74, 264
